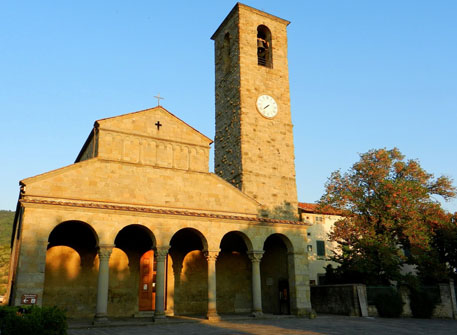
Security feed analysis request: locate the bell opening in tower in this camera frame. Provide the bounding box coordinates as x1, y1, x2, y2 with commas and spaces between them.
257, 25, 272, 68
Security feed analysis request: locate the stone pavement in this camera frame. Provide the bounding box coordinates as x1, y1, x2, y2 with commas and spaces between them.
68, 314, 457, 335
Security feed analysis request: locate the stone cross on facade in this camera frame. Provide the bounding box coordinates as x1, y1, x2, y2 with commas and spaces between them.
154, 93, 164, 106
155, 121, 162, 130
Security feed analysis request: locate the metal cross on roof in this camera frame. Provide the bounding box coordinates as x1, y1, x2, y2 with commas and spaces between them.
154, 93, 164, 106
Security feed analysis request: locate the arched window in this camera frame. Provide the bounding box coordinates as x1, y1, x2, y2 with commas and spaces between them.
257, 25, 272, 68
223, 33, 231, 73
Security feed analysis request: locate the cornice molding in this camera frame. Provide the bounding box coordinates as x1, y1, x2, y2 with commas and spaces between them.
20, 198, 308, 226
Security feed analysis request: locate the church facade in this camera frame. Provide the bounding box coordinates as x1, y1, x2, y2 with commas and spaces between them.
6, 3, 312, 320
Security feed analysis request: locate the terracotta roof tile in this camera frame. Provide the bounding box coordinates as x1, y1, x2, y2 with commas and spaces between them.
298, 202, 342, 216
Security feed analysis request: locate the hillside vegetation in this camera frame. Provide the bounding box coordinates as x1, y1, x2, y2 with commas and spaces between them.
0, 210, 14, 296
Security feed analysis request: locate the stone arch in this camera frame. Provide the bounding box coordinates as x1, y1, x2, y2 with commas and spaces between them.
219, 230, 253, 252
114, 224, 156, 253
260, 233, 293, 315
110, 224, 157, 316
169, 227, 208, 252
216, 231, 253, 314
257, 25, 272, 67
48, 220, 99, 250
265, 233, 294, 253
43, 220, 99, 318
168, 227, 209, 315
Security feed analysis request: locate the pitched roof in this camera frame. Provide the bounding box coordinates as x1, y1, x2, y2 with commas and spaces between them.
298, 202, 342, 216
96, 106, 212, 143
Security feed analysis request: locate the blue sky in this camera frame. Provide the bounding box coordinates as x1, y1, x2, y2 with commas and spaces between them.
1, 1, 456, 212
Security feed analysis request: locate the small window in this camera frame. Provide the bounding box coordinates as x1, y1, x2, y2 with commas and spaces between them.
223, 33, 231, 73
315, 216, 324, 223
316, 240, 325, 257
307, 245, 313, 252
257, 25, 272, 68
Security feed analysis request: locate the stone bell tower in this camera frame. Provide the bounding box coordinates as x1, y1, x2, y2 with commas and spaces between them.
211, 3, 298, 213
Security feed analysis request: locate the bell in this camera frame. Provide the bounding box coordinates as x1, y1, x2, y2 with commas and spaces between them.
257, 38, 265, 48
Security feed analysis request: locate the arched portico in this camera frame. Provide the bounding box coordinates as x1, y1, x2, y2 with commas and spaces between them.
167, 228, 209, 316
261, 233, 294, 315
108, 225, 156, 317
43, 220, 99, 317
216, 231, 252, 314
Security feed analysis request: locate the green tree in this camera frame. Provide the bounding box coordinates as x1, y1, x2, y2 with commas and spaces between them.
318, 148, 456, 285
417, 211, 457, 283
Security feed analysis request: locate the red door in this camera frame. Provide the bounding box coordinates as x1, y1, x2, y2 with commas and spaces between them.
139, 250, 156, 311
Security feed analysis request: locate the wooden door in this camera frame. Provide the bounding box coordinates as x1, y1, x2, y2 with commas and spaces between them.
139, 250, 156, 311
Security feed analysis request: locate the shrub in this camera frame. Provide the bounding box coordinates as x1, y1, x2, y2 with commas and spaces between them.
409, 288, 438, 318
374, 289, 403, 318
0, 305, 67, 335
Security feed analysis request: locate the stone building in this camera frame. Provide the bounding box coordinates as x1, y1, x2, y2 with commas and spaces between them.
298, 203, 341, 285
6, 3, 312, 320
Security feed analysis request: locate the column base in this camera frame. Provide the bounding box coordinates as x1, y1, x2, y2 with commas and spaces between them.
251, 311, 263, 317
294, 308, 316, 318
154, 312, 166, 319
206, 311, 220, 322
93, 314, 109, 324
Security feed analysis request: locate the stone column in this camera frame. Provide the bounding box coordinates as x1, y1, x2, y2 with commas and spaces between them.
204, 250, 220, 321
94, 244, 113, 323
248, 250, 264, 317
154, 246, 169, 319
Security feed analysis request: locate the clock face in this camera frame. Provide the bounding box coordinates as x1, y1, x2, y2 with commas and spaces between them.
256, 95, 278, 118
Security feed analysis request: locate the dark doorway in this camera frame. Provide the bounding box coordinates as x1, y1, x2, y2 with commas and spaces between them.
260, 234, 290, 314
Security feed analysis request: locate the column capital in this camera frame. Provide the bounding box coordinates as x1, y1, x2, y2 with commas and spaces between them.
97, 244, 114, 260
248, 250, 264, 263
155, 246, 170, 262
204, 250, 219, 262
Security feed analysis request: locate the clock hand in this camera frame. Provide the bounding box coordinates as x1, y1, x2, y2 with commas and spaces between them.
263, 105, 270, 109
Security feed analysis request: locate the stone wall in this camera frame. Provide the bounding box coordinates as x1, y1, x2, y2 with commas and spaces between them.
77, 129, 97, 162
22, 159, 260, 216
216, 251, 251, 314
311, 284, 362, 316
98, 129, 209, 173
213, 9, 243, 189
42, 246, 141, 318
366, 283, 457, 319
42, 246, 98, 318
168, 250, 208, 315
395, 283, 457, 319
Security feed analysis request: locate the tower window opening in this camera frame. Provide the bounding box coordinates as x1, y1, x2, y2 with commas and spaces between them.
223, 33, 231, 73
257, 25, 272, 68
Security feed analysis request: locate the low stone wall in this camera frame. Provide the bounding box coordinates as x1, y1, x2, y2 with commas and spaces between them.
428, 283, 457, 318
316, 282, 457, 319
311, 284, 364, 316
368, 281, 457, 319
